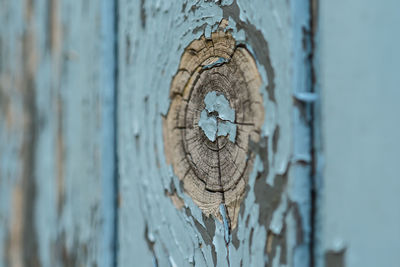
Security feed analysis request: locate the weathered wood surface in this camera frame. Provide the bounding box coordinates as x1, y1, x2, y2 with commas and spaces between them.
3, 0, 400, 266
117, 0, 312, 266
0, 0, 116, 266
315, 0, 400, 266
163, 29, 265, 230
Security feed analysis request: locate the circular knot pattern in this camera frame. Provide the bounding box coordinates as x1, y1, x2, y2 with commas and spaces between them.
163, 29, 264, 228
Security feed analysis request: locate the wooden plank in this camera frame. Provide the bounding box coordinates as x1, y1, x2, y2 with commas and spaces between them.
315, 0, 400, 266
0, 0, 116, 266
117, 0, 312, 266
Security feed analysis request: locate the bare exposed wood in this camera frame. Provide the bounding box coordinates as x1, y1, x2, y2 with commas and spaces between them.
164, 26, 264, 229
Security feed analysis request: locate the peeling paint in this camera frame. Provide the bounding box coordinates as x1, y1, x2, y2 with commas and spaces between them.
293, 92, 318, 103
270, 194, 288, 235
219, 204, 231, 244
202, 57, 229, 70
198, 91, 237, 142
118, 0, 312, 266
221, 0, 277, 102
165, 181, 185, 210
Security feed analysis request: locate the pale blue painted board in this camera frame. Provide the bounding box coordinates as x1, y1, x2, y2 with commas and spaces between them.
0, 0, 116, 266
316, 0, 400, 266
117, 0, 312, 266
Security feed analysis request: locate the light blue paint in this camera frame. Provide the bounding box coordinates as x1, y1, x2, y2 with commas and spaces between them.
289, 1, 313, 266
293, 92, 318, 102
217, 120, 237, 142
205, 24, 212, 38
169, 255, 178, 267
317, 0, 400, 266
202, 57, 229, 70
219, 204, 231, 244
198, 91, 236, 142
0, 1, 118, 266
0, 2, 26, 265
99, 0, 117, 266
118, 0, 313, 266
291, 153, 312, 164
204, 91, 235, 122
199, 110, 218, 141
270, 195, 287, 234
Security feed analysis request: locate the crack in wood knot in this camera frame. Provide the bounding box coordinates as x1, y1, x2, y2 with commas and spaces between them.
163, 23, 264, 229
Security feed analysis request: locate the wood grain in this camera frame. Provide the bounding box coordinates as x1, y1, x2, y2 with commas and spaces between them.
0, 1, 116, 266
164, 27, 264, 229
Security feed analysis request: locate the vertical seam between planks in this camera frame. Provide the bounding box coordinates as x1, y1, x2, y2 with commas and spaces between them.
112, 0, 120, 266
309, 0, 318, 266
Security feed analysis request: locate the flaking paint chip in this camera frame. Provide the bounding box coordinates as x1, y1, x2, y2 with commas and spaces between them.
163, 26, 264, 229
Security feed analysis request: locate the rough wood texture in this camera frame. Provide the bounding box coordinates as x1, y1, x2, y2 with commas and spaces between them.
0, 0, 116, 266
2, 1, 399, 266
164, 27, 264, 230
118, 0, 312, 266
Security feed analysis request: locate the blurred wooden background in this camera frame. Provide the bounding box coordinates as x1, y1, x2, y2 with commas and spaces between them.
0, 0, 399, 267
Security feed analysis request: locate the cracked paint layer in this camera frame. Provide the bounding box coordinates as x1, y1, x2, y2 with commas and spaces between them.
198, 91, 237, 142
163, 27, 264, 230
117, 0, 312, 266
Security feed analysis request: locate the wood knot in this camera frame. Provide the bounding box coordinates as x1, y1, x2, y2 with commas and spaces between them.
163, 29, 264, 229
